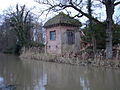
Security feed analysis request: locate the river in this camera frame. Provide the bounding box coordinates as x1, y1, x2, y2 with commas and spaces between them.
0, 54, 120, 90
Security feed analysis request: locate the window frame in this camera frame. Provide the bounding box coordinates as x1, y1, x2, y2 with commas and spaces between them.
50, 30, 56, 40
67, 30, 75, 45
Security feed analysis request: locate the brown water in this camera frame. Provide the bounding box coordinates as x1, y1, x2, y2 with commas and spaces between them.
0, 54, 120, 90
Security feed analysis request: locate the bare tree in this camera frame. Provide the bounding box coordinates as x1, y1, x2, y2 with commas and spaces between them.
9, 5, 33, 47
1, 4, 37, 54
35, 0, 120, 59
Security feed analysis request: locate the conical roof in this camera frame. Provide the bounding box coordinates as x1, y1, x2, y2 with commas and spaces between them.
44, 12, 81, 28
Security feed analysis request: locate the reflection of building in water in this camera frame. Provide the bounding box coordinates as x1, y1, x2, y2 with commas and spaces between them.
43, 63, 83, 90
22, 60, 86, 90
1, 54, 120, 90
34, 73, 47, 90
21, 60, 47, 90
0, 76, 4, 87
80, 76, 90, 90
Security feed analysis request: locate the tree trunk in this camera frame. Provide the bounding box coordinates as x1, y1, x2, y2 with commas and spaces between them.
105, 0, 114, 59
106, 18, 113, 59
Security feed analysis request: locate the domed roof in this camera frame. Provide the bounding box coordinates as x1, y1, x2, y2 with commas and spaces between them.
44, 12, 81, 28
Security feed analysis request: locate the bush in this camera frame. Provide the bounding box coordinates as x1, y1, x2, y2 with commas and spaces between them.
25, 41, 45, 48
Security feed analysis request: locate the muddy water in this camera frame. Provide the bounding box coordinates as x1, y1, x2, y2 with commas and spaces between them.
0, 54, 120, 90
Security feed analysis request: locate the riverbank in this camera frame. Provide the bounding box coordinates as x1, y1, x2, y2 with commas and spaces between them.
20, 47, 120, 69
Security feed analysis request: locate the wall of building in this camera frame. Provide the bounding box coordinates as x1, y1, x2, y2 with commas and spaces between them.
60, 26, 80, 54
46, 26, 80, 55
46, 26, 62, 54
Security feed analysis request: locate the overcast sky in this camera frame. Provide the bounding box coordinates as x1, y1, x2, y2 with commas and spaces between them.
0, 0, 120, 24
0, 0, 56, 23
0, 0, 36, 13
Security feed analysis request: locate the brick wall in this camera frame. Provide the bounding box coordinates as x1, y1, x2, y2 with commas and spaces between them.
46, 26, 61, 54
46, 26, 80, 54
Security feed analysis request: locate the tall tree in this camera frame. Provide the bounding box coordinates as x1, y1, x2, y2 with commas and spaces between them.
103, 0, 117, 59
35, 0, 120, 59
10, 4, 33, 47
3, 4, 35, 54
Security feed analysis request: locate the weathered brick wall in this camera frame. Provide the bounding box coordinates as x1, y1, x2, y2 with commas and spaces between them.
46, 26, 80, 54
60, 26, 80, 54
46, 26, 62, 54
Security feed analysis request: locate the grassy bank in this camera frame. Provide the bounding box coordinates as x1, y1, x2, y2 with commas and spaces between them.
20, 47, 120, 69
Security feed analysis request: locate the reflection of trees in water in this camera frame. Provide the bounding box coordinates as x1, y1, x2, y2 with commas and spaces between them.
0, 54, 39, 90
21, 59, 47, 90
0, 54, 48, 90
22, 60, 120, 90
0, 54, 120, 90
44, 63, 94, 90
43, 62, 120, 90
43, 63, 81, 90
86, 67, 120, 90
0, 54, 23, 89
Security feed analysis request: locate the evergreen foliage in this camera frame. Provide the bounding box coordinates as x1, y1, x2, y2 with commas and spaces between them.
83, 22, 120, 49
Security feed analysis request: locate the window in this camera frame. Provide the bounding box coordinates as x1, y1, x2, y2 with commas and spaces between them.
50, 31, 56, 40
67, 30, 75, 44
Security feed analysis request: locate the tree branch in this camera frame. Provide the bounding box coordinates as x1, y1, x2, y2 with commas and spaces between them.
35, 0, 104, 25
114, 1, 120, 6
69, 3, 104, 25
71, 13, 83, 19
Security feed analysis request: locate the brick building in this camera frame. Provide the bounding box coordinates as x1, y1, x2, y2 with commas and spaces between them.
44, 12, 81, 54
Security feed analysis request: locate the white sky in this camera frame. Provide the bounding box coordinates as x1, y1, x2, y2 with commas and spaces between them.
0, 0, 36, 12
0, 0, 55, 23
0, 0, 120, 24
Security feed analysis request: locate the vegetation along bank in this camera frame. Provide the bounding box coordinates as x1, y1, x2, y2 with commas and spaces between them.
20, 47, 120, 69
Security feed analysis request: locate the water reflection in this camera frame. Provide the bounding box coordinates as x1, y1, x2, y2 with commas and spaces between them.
0, 76, 4, 88
0, 54, 120, 90
0, 77, 4, 83
80, 77, 90, 90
